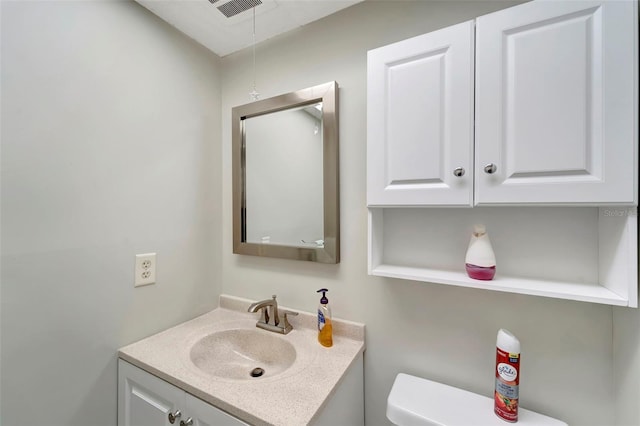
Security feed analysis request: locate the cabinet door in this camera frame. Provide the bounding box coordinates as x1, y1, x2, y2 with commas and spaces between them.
118, 360, 184, 426
367, 20, 475, 206
475, 0, 638, 205
184, 393, 247, 426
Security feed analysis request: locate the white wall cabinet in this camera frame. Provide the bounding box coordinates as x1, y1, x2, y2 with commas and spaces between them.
475, 0, 637, 205
368, 0, 637, 207
118, 360, 246, 426
367, 0, 638, 307
367, 20, 475, 207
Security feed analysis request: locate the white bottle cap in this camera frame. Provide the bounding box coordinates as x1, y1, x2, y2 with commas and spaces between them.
497, 329, 520, 354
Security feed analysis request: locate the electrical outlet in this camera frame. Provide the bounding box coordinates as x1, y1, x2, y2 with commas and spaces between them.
134, 253, 156, 287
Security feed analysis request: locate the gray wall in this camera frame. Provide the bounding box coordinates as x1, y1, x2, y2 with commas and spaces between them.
1, 1, 221, 424
221, 2, 623, 425
614, 305, 640, 425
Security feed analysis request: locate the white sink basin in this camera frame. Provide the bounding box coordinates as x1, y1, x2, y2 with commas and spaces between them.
190, 329, 297, 380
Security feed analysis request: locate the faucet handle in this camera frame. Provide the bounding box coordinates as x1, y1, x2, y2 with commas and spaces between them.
257, 306, 269, 325
282, 310, 298, 334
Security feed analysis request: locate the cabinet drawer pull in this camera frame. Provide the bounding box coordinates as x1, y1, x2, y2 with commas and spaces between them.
168, 410, 181, 424
180, 418, 194, 426
453, 167, 465, 177
484, 163, 497, 174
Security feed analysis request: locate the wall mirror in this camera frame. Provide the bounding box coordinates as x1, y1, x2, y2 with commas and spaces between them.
232, 81, 339, 263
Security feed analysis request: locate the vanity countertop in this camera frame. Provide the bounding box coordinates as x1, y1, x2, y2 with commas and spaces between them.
118, 294, 365, 426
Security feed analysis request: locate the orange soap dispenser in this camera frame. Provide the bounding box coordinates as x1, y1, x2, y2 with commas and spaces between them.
317, 288, 333, 347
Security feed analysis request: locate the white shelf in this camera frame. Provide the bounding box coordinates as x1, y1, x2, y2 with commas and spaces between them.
371, 264, 628, 306
368, 207, 638, 307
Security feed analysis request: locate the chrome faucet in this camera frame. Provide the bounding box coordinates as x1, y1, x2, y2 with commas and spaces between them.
247, 295, 298, 334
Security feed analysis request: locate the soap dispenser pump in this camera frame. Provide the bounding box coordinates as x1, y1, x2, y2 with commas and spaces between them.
317, 288, 333, 347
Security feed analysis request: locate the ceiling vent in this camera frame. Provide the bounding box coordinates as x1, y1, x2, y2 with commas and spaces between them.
213, 0, 263, 18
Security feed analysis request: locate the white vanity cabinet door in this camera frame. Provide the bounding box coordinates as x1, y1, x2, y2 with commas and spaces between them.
184, 393, 247, 426
118, 359, 184, 426
118, 360, 246, 426
367, 20, 475, 207
475, 0, 638, 205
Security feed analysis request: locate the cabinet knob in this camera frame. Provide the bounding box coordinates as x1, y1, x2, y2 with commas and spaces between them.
453, 167, 465, 177
180, 418, 193, 426
484, 163, 497, 174
168, 410, 181, 424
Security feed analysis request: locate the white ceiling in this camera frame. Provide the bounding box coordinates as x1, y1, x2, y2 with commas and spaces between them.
135, 0, 364, 57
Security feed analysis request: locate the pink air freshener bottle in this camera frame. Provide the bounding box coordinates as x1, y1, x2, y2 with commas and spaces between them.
494, 329, 521, 422
465, 224, 496, 280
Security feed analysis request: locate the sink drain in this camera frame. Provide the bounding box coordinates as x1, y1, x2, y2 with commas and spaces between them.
250, 367, 265, 378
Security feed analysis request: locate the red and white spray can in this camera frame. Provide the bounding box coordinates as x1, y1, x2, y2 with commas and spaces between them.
494, 329, 521, 422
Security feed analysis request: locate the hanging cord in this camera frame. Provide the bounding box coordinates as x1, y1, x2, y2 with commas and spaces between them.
250, 6, 260, 101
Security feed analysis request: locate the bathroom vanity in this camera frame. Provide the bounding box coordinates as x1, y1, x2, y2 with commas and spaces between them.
117, 295, 365, 426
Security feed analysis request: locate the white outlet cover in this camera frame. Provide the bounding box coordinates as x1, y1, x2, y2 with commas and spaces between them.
134, 253, 156, 287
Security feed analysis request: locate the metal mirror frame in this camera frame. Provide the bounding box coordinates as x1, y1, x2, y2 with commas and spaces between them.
232, 81, 340, 263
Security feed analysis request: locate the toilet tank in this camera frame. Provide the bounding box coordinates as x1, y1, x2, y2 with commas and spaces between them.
386, 373, 567, 426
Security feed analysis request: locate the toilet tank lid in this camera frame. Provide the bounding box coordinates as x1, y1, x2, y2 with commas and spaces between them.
386, 373, 567, 426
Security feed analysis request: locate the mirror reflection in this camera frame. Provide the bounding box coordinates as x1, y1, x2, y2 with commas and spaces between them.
232, 81, 339, 263
244, 102, 324, 247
